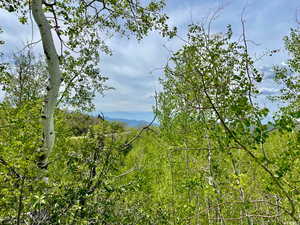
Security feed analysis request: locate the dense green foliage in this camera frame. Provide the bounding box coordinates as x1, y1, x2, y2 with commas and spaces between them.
119, 129, 300, 224
0, 102, 138, 224
0, 2, 300, 224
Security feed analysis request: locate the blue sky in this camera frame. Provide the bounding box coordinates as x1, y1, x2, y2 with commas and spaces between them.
0, 0, 299, 121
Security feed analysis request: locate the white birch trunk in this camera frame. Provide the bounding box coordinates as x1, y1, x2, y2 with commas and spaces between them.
32, 0, 62, 168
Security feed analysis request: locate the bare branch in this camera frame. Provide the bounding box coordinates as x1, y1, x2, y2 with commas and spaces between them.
0, 156, 22, 179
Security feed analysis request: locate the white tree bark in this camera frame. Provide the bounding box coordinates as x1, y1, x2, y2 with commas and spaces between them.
32, 0, 62, 168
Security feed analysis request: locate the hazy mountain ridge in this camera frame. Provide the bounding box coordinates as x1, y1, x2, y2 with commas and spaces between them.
92, 111, 157, 127
106, 117, 157, 127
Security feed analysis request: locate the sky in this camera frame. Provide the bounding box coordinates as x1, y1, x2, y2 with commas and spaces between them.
0, 0, 299, 121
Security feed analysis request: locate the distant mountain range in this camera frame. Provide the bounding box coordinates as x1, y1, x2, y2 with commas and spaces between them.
101, 112, 156, 122
106, 117, 152, 127
91, 111, 158, 127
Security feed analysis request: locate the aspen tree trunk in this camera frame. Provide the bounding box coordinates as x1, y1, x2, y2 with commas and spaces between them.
32, 0, 62, 169
230, 158, 252, 225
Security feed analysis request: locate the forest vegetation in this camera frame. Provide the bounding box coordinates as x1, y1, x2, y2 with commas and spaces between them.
0, 0, 299, 224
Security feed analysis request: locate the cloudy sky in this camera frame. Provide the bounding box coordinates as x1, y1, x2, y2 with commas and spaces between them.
0, 0, 299, 121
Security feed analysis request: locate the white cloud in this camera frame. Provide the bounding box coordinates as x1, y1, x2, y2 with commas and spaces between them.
258, 87, 279, 95
0, 10, 38, 52
0, 90, 4, 101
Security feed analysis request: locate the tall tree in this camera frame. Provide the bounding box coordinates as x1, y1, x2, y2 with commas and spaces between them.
157, 24, 299, 223
0, 49, 48, 106
273, 27, 300, 128
1, 0, 175, 169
